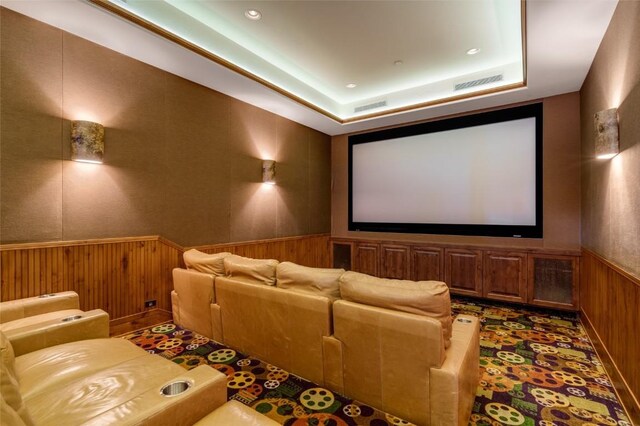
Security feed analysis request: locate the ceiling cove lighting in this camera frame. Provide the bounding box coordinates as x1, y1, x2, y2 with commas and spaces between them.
466, 48, 481, 55
262, 160, 276, 184
594, 108, 619, 160
244, 9, 262, 20
71, 120, 104, 164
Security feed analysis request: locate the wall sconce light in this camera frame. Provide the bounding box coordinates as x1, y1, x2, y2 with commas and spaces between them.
71, 120, 104, 164
262, 160, 276, 184
594, 108, 619, 160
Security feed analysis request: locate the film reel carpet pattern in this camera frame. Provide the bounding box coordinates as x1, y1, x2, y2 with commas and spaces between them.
121, 323, 408, 426
452, 298, 631, 426
120, 298, 630, 426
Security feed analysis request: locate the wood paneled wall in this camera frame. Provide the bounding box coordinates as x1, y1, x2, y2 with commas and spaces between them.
580, 249, 640, 424
0, 234, 330, 322
194, 234, 331, 268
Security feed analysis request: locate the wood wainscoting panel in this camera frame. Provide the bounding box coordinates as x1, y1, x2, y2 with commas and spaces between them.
0, 237, 181, 321
483, 251, 527, 303
411, 246, 443, 281
1, 234, 330, 323
194, 234, 331, 268
444, 248, 483, 297
580, 249, 640, 424
353, 243, 380, 276
380, 244, 410, 279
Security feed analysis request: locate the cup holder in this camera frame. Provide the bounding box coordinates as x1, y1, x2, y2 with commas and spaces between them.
456, 318, 472, 323
160, 381, 192, 397
61, 315, 83, 322
38, 293, 57, 298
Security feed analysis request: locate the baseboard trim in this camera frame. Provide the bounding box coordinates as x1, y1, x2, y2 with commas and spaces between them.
580, 309, 640, 425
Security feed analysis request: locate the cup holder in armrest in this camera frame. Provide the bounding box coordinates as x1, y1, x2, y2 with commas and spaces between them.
160, 381, 192, 397
456, 318, 472, 323
38, 293, 57, 298
61, 315, 83, 322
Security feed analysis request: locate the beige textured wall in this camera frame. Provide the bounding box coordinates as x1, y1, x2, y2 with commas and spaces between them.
580, 0, 640, 277
332, 93, 582, 250
0, 8, 331, 246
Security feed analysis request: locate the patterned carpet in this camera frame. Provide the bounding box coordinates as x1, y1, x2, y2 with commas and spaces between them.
121, 297, 630, 426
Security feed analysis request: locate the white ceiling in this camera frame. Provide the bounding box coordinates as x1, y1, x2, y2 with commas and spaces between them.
2, 0, 618, 136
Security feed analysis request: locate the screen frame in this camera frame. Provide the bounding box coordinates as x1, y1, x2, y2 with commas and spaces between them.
348, 103, 543, 238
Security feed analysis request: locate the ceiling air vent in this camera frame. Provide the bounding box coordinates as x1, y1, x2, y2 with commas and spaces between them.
454, 74, 503, 91
354, 100, 387, 113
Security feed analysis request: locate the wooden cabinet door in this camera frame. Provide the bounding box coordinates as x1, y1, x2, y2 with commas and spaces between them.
528, 254, 579, 310
380, 244, 410, 279
444, 249, 483, 296
483, 251, 527, 303
332, 242, 353, 270
353, 243, 380, 276
411, 246, 443, 281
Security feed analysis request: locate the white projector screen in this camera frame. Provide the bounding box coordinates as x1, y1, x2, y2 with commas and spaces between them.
348, 103, 542, 238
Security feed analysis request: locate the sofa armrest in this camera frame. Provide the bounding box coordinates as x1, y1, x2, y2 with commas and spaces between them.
429, 314, 480, 426
172, 268, 216, 339
82, 365, 228, 426
0, 292, 79, 324
5, 309, 109, 356
322, 336, 344, 393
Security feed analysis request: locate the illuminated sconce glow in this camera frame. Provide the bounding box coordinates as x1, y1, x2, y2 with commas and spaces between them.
466, 48, 481, 55
346, 83, 357, 89
71, 120, 104, 163
262, 160, 276, 184
594, 108, 619, 160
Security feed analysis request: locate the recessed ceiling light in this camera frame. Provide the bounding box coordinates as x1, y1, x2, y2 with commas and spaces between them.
346, 83, 357, 89
244, 9, 262, 20
466, 48, 481, 55
394, 60, 403, 66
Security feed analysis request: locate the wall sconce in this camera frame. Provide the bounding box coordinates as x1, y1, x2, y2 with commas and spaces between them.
594, 108, 619, 160
262, 160, 276, 184
71, 120, 104, 164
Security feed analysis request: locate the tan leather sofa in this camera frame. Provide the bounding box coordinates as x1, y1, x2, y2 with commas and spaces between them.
0, 291, 109, 355
323, 271, 480, 426
0, 330, 227, 426
172, 251, 479, 425
215, 256, 341, 386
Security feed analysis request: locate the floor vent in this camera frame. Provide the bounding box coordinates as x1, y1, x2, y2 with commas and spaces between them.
455, 74, 503, 91
354, 100, 387, 113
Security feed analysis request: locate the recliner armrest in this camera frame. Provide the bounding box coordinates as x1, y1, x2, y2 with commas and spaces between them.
81, 365, 228, 426
0, 292, 80, 324
5, 309, 109, 356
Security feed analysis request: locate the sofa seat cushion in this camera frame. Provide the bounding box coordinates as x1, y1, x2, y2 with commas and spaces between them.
223, 255, 279, 286
0, 309, 84, 332
15, 338, 147, 399
184, 249, 232, 276
276, 262, 344, 299
20, 344, 186, 425
195, 400, 280, 426
339, 271, 452, 347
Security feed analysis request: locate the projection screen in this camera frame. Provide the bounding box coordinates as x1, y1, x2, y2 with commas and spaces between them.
348, 103, 542, 238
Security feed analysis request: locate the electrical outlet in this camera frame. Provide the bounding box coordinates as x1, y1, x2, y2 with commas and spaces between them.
144, 299, 157, 308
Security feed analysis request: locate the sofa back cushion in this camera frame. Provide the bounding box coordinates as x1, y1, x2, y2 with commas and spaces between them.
339, 271, 452, 347
183, 249, 232, 276
276, 262, 344, 299
223, 255, 278, 286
